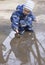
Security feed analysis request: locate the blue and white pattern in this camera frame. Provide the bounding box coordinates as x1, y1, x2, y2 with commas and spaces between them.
10, 5, 35, 32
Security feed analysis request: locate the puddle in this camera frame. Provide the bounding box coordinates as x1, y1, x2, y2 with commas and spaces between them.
0, 31, 45, 65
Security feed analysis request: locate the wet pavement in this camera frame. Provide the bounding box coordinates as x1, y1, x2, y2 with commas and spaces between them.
0, 0, 45, 65
0, 19, 45, 65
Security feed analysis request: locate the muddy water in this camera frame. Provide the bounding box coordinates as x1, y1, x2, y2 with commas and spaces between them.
0, 44, 5, 64
0, 31, 44, 65
0, 20, 45, 65
10, 32, 45, 65
10, 32, 35, 63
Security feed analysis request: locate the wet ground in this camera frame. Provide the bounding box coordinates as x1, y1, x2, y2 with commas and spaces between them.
0, 0, 45, 65
0, 19, 45, 65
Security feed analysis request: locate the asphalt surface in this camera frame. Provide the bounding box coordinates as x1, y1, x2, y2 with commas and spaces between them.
0, 19, 45, 65
0, 0, 45, 65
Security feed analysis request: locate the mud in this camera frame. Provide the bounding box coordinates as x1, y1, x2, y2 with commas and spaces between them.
0, 0, 45, 65
10, 31, 45, 65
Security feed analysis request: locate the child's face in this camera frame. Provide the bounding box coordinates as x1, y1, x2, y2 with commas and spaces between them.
23, 8, 30, 15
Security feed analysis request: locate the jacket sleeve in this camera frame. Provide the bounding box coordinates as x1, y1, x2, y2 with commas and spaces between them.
10, 10, 20, 30
31, 13, 36, 21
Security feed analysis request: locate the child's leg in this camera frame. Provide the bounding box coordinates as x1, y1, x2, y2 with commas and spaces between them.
28, 25, 33, 31
19, 27, 25, 35
25, 25, 33, 32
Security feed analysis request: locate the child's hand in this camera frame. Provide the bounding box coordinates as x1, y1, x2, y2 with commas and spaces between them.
34, 19, 38, 23
15, 29, 19, 33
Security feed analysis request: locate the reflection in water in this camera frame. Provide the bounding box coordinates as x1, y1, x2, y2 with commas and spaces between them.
0, 32, 45, 65
10, 31, 45, 65
0, 44, 5, 64
0, 44, 11, 64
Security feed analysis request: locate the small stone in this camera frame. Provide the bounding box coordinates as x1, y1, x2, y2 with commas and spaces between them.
29, 33, 31, 35
32, 37, 34, 40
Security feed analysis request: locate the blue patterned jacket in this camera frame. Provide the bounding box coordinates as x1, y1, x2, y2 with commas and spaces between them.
10, 5, 35, 30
